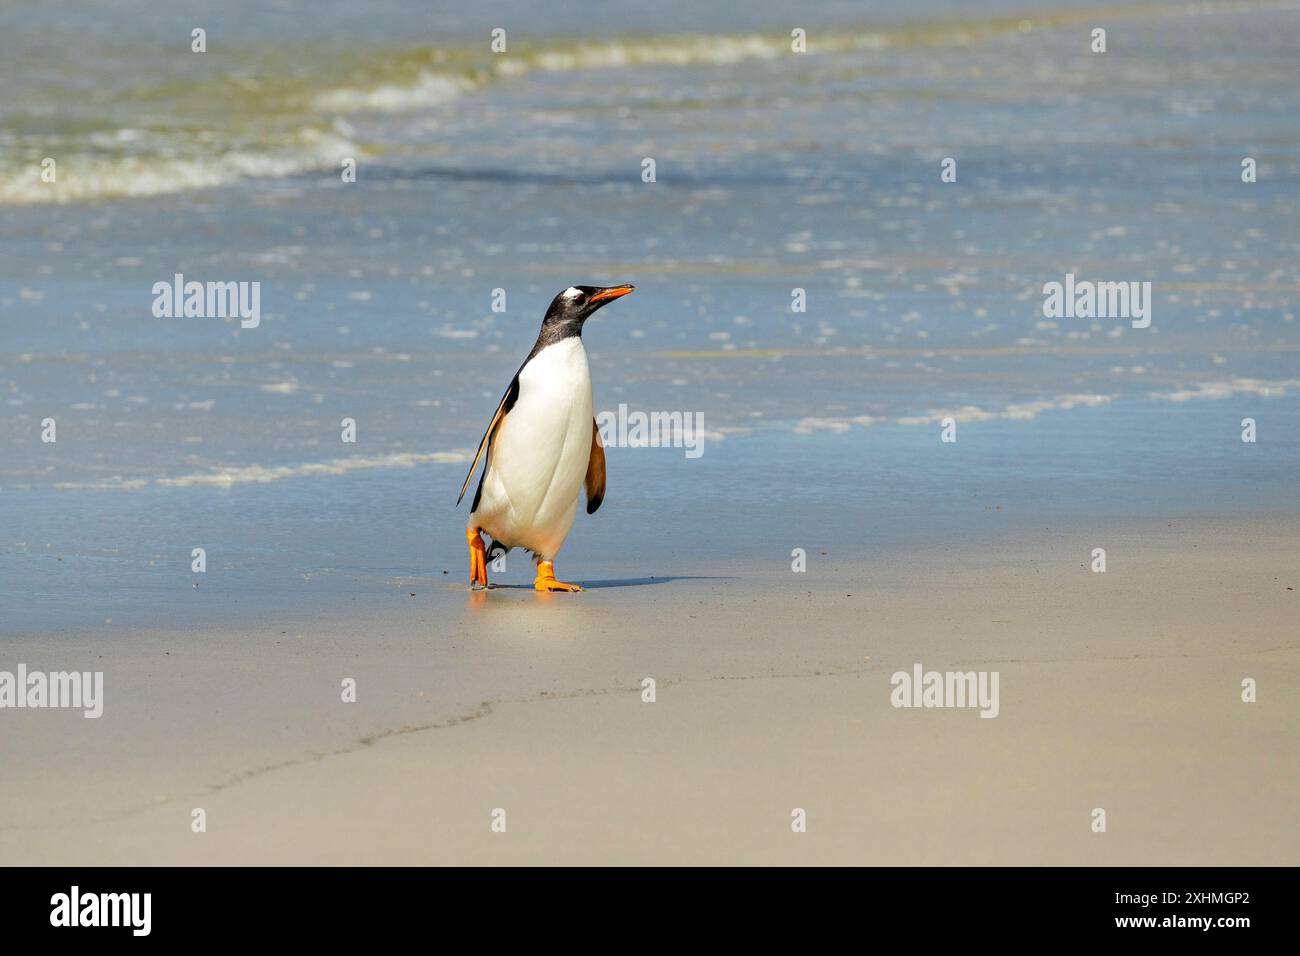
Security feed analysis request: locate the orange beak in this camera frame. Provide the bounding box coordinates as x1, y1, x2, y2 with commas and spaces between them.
589, 284, 636, 303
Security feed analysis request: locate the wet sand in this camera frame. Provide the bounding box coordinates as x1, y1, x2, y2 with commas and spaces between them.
2, 513, 1295, 865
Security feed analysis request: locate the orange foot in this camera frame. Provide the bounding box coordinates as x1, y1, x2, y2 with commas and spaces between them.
467, 528, 488, 589
534, 560, 583, 592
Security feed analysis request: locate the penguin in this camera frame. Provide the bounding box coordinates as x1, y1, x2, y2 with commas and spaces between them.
458, 284, 635, 591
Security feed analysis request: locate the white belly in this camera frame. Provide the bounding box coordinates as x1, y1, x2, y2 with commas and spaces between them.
470, 337, 593, 561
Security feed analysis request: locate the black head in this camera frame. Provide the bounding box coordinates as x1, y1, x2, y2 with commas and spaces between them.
527, 284, 635, 358
541, 284, 636, 333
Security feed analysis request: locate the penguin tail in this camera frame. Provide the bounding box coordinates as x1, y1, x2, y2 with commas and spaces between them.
485, 539, 510, 563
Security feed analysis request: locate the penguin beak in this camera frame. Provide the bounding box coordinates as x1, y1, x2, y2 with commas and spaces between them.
589, 284, 635, 304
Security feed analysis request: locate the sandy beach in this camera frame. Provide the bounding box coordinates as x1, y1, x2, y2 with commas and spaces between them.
3, 511, 1294, 865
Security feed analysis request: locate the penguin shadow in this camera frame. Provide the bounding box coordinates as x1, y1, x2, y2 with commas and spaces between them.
469, 575, 730, 595
572, 575, 731, 590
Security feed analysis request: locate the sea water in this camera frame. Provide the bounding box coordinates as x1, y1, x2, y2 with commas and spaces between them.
1, 0, 1297, 633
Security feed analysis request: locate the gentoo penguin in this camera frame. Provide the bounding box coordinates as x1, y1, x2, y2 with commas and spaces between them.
458, 284, 635, 591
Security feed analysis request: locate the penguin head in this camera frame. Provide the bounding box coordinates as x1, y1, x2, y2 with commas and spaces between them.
542, 284, 635, 331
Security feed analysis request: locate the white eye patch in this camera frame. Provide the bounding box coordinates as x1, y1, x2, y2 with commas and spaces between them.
562, 287, 582, 299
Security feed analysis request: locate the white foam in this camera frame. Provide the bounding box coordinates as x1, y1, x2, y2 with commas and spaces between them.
896, 394, 1113, 426
861, 379, 1300, 431
1150, 378, 1300, 402
314, 71, 476, 113
312, 31, 889, 118
50, 451, 470, 491
793, 415, 878, 434
0, 129, 358, 206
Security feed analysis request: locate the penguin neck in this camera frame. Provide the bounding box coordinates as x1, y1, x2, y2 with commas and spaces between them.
527, 317, 584, 361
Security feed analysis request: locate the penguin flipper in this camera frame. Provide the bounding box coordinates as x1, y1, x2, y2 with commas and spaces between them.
457, 377, 520, 507
585, 418, 605, 515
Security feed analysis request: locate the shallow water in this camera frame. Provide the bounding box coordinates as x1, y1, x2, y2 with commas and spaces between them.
5, 394, 1297, 635
1, 0, 1298, 631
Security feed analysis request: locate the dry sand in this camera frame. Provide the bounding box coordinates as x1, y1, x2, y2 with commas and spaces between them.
1, 514, 1296, 865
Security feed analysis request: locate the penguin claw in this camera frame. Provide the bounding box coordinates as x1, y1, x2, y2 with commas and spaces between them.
536, 580, 583, 592
534, 561, 582, 592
